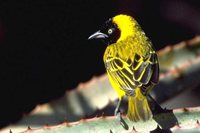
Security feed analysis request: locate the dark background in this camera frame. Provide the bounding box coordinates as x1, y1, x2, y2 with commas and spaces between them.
0, 0, 199, 128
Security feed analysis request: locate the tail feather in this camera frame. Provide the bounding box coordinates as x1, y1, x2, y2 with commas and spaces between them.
127, 87, 152, 121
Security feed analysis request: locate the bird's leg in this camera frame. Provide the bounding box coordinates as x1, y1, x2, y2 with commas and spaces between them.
114, 98, 122, 116
114, 96, 129, 130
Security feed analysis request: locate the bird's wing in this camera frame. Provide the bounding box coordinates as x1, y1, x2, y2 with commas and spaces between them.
105, 51, 159, 94
131, 52, 159, 92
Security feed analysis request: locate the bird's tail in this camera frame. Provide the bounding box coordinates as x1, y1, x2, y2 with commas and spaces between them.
127, 87, 152, 121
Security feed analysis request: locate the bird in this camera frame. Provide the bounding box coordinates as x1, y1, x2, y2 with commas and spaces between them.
88, 14, 159, 122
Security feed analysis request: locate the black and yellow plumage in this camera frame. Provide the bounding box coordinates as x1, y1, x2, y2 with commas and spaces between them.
89, 14, 159, 122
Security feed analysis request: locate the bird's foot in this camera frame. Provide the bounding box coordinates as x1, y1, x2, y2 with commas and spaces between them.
115, 111, 129, 130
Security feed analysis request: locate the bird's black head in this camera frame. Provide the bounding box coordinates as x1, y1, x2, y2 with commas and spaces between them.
88, 18, 120, 45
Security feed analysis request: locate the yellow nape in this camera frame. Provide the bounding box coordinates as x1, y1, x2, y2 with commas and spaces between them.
112, 14, 137, 42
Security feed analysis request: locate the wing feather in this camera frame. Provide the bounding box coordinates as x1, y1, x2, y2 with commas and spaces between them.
105, 51, 159, 95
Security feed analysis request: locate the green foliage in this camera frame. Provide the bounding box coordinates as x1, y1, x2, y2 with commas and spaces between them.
20, 107, 200, 133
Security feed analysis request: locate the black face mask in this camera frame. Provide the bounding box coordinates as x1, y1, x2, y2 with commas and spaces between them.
99, 18, 120, 45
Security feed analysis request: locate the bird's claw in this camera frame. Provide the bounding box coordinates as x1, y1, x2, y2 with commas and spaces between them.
115, 111, 129, 130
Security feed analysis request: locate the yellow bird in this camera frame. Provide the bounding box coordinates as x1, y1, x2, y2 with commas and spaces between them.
88, 14, 159, 122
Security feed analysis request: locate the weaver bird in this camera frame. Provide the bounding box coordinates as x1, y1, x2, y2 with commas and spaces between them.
88, 14, 159, 122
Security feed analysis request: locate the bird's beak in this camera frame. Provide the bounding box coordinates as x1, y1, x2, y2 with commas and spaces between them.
88, 30, 108, 40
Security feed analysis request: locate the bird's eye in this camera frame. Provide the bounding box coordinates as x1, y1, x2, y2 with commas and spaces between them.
108, 28, 113, 34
